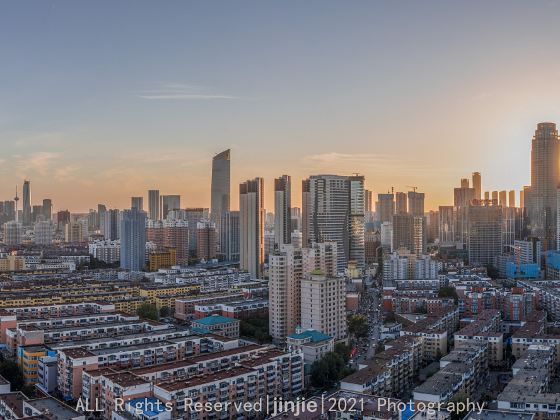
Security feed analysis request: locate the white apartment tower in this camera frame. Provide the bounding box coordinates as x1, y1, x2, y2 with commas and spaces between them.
269, 242, 337, 343
301, 272, 347, 340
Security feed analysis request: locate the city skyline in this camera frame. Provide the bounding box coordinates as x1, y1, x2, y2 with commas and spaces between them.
3, 2, 560, 211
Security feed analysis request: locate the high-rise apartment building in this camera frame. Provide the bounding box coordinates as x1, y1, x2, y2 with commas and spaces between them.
305, 175, 365, 271
184, 208, 207, 253
42, 199, 52, 221
439, 206, 456, 245
525, 122, 560, 250
301, 179, 311, 247
3, 221, 22, 245
395, 192, 407, 214
472, 172, 482, 201
408, 191, 425, 217
377, 193, 395, 223
148, 190, 160, 220
197, 221, 217, 260
467, 204, 503, 266
131, 197, 144, 211
239, 178, 264, 278
161, 195, 181, 219
22, 180, 31, 226
120, 208, 147, 271
221, 211, 240, 262
274, 175, 292, 247
101, 209, 120, 241
301, 272, 347, 340
146, 219, 190, 264
365, 189, 373, 213
210, 149, 231, 251
34, 221, 53, 245
499, 190, 507, 207
508, 190, 516, 208
269, 241, 338, 343
65, 222, 84, 243
392, 214, 426, 255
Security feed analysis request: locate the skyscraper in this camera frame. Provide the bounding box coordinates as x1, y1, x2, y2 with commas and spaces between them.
274, 175, 292, 247
161, 195, 181, 219
508, 190, 516, 208
408, 191, 425, 217
197, 221, 217, 260
348, 175, 365, 268
42, 199, 52, 221
210, 149, 231, 250
269, 242, 337, 343
148, 190, 160, 220
376, 193, 395, 223
22, 180, 31, 226
239, 178, 264, 278
364, 189, 373, 213
221, 211, 240, 262
499, 190, 507, 207
184, 208, 207, 253
120, 208, 147, 271
101, 209, 120, 240
395, 192, 407, 214
472, 172, 482, 201
526, 122, 560, 250
301, 179, 311, 247
306, 175, 365, 271
301, 272, 347, 340
131, 197, 144, 211
467, 203, 503, 266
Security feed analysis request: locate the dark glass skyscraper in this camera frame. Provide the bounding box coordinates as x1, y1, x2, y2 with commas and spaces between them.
211, 149, 231, 252
22, 180, 31, 226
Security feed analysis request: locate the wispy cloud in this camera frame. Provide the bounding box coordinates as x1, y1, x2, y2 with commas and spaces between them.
136, 83, 237, 100
16, 151, 61, 177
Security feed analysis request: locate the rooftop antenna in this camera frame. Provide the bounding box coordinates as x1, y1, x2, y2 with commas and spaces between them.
14, 185, 19, 223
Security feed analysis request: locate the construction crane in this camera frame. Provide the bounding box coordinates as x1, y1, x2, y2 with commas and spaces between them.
406, 185, 418, 192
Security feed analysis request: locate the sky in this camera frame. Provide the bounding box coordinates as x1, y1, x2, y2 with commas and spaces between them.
2, 1, 560, 213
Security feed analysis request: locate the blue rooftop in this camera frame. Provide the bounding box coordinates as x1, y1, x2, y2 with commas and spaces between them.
194, 315, 238, 326
288, 329, 331, 343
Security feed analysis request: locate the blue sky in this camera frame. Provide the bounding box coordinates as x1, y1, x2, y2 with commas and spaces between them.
2, 1, 560, 211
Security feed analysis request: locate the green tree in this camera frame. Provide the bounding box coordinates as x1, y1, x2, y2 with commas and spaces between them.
0, 360, 25, 391
239, 317, 271, 344
309, 352, 355, 389
334, 342, 351, 363
348, 314, 368, 339
438, 286, 459, 304
137, 303, 159, 321
159, 306, 171, 318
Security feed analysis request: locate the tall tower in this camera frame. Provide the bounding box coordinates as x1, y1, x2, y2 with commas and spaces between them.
211, 149, 231, 252
274, 175, 292, 247
131, 197, 144, 211
526, 122, 560, 250
120, 208, 147, 271
239, 178, 264, 278
472, 172, 482, 201
308, 175, 365, 271
301, 179, 311, 247
408, 191, 425, 217
148, 190, 160, 220
14, 186, 19, 223
395, 192, 407, 214
22, 180, 31, 226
